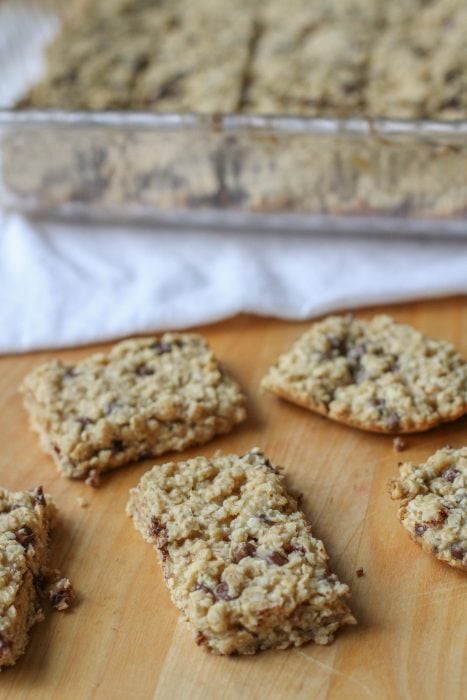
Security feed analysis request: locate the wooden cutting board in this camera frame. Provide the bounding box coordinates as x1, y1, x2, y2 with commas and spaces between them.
1, 297, 466, 700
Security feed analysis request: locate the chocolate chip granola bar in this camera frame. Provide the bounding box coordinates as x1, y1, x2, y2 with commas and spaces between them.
388, 447, 466, 571
127, 449, 355, 655
261, 315, 467, 434
0, 486, 73, 668
21, 334, 247, 480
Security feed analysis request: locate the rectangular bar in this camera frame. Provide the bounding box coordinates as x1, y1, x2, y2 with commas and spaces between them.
127, 449, 355, 655
0, 486, 56, 668
22, 334, 247, 481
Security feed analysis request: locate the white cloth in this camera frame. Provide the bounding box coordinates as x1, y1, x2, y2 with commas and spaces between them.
1, 3, 466, 354
1, 212, 467, 354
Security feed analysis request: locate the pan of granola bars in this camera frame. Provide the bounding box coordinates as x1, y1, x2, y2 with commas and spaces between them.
0, 0, 466, 235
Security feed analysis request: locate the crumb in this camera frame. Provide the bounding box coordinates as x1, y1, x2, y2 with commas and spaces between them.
76, 496, 89, 508
48, 578, 76, 611
85, 469, 101, 488
393, 437, 407, 452
356, 568, 365, 577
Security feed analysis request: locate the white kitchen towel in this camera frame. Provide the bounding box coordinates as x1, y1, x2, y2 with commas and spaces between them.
1, 212, 467, 354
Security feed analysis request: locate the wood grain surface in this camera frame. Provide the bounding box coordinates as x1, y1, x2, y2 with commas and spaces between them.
1, 297, 466, 700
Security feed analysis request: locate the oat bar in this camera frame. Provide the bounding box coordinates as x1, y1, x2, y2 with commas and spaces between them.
127, 449, 355, 655
262, 314, 467, 434
0, 486, 69, 668
21, 334, 247, 480
389, 446, 466, 571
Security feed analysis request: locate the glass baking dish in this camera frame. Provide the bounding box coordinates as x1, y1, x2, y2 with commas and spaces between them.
1, 110, 467, 236
1, 0, 466, 236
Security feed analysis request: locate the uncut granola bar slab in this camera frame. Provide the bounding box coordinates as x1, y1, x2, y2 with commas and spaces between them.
0, 486, 69, 668
389, 447, 466, 571
22, 334, 246, 480
262, 315, 467, 434
127, 449, 355, 655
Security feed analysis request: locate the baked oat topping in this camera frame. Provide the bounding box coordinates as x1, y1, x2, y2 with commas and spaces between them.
262, 314, 467, 433
22, 333, 246, 480
19, 0, 467, 121
389, 446, 467, 571
127, 448, 355, 655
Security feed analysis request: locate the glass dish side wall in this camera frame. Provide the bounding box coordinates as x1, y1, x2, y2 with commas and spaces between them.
1, 112, 466, 235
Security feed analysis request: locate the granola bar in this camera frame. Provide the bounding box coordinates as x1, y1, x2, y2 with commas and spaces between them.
127, 449, 355, 655
0, 486, 72, 668
388, 447, 466, 571
21, 0, 256, 113
21, 334, 247, 480
261, 314, 467, 434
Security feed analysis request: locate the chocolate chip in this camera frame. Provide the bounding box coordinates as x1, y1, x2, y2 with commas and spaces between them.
442, 98, 460, 109
159, 538, 170, 562
450, 543, 465, 560
284, 542, 305, 555
232, 542, 256, 563
34, 486, 46, 507
341, 82, 360, 94
385, 412, 400, 432
371, 397, 386, 409
214, 582, 237, 601
63, 367, 77, 379
195, 631, 207, 646
415, 523, 427, 536
428, 509, 448, 526
149, 517, 169, 560
77, 417, 94, 430
327, 335, 347, 355
136, 363, 155, 377
111, 439, 124, 452
258, 513, 274, 526
150, 340, 172, 354
149, 517, 164, 537
393, 437, 407, 452
53, 444, 61, 455
356, 567, 365, 577
442, 468, 459, 482
15, 526, 35, 547
265, 551, 288, 566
